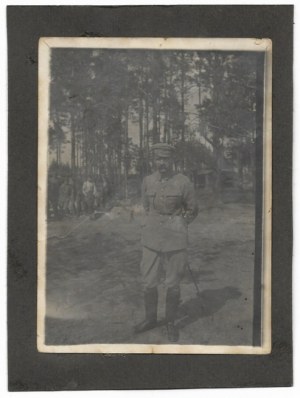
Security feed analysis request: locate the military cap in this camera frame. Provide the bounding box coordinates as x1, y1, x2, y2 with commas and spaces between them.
151, 143, 175, 157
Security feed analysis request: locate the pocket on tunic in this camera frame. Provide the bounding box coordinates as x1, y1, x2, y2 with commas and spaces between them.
166, 215, 187, 232
166, 193, 182, 209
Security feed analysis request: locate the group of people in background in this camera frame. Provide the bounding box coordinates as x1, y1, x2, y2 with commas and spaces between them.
47, 173, 109, 220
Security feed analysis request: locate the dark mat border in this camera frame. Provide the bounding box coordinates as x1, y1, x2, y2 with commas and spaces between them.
7, 5, 293, 391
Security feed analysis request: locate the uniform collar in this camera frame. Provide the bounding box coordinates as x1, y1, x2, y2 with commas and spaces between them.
155, 170, 175, 182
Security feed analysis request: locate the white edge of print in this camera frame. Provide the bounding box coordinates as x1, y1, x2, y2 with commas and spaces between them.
37, 38, 51, 353
37, 37, 272, 355
261, 38, 272, 355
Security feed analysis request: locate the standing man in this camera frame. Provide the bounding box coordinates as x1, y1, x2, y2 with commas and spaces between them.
82, 175, 97, 219
58, 176, 73, 217
135, 143, 198, 342
47, 172, 60, 219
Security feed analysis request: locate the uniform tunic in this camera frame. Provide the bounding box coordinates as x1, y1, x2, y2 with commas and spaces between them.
140, 171, 198, 289
141, 171, 198, 252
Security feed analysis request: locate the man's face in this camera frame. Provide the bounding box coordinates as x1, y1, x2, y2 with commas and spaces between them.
154, 154, 173, 175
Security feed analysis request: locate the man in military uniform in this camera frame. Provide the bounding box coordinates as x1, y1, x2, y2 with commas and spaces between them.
135, 143, 198, 342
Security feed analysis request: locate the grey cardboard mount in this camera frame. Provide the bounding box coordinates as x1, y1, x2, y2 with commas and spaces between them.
7, 5, 293, 391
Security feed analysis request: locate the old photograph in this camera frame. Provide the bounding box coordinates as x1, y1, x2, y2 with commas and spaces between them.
37, 38, 272, 354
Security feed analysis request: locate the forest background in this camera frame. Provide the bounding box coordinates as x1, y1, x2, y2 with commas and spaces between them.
48, 49, 260, 202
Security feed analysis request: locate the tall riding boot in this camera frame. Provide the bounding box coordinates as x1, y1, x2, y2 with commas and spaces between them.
165, 287, 180, 342
134, 287, 158, 333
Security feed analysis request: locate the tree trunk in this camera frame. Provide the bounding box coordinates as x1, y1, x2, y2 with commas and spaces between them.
180, 53, 186, 171
124, 105, 129, 200
56, 140, 60, 165
180, 53, 185, 143
163, 72, 169, 144
139, 96, 144, 151
198, 61, 202, 135
145, 91, 150, 174
71, 122, 76, 174
152, 100, 159, 144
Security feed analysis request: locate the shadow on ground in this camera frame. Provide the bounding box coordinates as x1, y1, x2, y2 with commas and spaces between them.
177, 286, 241, 330
45, 286, 241, 345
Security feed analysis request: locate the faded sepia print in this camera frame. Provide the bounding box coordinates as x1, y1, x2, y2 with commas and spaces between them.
38, 38, 272, 354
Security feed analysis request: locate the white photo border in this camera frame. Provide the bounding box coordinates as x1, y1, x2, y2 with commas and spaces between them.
37, 37, 272, 354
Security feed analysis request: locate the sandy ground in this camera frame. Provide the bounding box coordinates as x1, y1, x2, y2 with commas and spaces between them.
44, 201, 255, 346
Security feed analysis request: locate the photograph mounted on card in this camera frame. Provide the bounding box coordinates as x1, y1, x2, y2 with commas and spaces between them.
37, 37, 272, 354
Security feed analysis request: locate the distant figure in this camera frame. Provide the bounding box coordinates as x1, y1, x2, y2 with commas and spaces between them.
74, 177, 84, 217
101, 175, 109, 208
82, 175, 97, 218
67, 177, 76, 215
47, 173, 60, 219
94, 176, 104, 210
134, 143, 198, 342
58, 177, 73, 217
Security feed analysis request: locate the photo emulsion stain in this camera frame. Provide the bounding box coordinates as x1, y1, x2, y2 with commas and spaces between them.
37, 38, 272, 354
